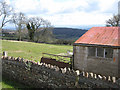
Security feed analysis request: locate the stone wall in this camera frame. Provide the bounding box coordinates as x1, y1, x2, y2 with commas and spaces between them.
2, 56, 77, 88
2, 56, 120, 88
73, 45, 119, 77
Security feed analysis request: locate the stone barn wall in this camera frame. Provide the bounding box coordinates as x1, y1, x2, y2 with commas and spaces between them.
73, 45, 119, 77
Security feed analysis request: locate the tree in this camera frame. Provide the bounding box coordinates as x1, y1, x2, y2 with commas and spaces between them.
26, 17, 53, 41
34, 20, 54, 43
26, 22, 35, 41
106, 14, 120, 27
0, 0, 13, 29
12, 12, 26, 41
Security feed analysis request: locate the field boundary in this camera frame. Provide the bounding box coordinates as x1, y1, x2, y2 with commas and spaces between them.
2, 55, 120, 88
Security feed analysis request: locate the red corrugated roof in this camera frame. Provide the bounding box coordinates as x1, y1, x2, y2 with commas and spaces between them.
75, 27, 120, 46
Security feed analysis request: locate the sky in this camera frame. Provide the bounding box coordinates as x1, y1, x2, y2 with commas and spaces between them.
2, 0, 119, 29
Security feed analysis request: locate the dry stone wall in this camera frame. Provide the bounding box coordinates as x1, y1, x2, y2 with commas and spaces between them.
2, 56, 120, 88
2, 56, 77, 88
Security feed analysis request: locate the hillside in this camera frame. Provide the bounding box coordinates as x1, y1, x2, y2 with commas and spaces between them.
53, 27, 87, 40
2, 27, 88, 41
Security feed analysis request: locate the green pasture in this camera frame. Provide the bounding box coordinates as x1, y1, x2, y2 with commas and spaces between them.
1, 40, 73, 88
2, 40, 73, 62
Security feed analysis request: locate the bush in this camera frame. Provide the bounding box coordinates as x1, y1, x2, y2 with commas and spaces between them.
53, 39, 75, 45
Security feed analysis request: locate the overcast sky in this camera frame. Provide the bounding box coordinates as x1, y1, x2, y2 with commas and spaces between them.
3, 0, 119, 28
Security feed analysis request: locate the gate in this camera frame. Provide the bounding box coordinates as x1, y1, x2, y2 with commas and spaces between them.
40, 53, 72, 68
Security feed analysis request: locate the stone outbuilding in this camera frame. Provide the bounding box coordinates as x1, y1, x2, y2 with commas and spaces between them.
73, 27, 120, 77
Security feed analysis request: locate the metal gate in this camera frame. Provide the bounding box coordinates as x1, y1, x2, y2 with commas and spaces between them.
41, 53, 72, 68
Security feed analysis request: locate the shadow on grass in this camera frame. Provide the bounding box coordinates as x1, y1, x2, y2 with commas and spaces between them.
2, 77, 31, 89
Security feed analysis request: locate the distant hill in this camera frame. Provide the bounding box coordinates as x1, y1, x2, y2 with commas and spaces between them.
53, 27, 87, 40
2, 27, 88, 41
2, 29, 16, 33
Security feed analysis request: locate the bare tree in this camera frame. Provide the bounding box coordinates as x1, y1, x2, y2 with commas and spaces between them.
34, 20, 54, 43
12, 12, 26, 41
26, 17, 53, 41
106, 14, 120, 27
0, 0, 13, 29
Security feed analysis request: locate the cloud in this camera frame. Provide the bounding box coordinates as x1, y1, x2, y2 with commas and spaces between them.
44, 12, 112, 26
82, 1, 100, 12
4, 0, 119, 27
98, 0, 118, 13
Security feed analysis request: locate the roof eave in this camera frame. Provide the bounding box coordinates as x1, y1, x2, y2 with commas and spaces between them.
73, 43, 120, 49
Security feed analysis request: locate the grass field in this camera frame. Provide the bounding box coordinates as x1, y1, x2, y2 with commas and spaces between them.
2, 40, 73, 61
2, 40, 73, 88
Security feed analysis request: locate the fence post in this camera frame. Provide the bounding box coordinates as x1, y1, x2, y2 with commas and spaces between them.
3, 51, 7, 57
71, 55, 74, 69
